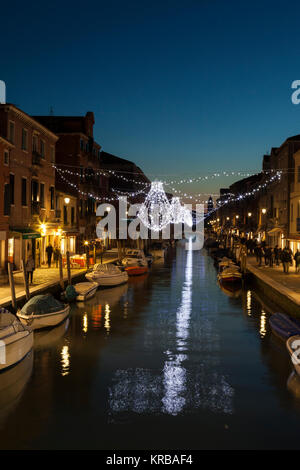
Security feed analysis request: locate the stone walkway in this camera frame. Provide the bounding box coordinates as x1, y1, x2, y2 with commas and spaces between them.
247, 256, 300, 294
0, 255, 118, 307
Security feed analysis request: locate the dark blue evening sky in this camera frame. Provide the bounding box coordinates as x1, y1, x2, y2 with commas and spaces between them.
2, 0, 300, 197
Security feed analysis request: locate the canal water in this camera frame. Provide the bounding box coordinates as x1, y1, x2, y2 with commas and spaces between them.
1, 240, 300, 450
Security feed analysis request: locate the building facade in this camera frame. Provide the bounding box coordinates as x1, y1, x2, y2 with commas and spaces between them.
0, 104, 58, 270
33, 112, 110, 253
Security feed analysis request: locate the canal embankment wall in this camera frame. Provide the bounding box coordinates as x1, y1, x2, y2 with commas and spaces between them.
247, 263, 300, 317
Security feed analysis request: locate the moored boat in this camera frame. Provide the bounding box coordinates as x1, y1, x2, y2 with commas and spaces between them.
286, 335, 300, 375
125, 266, 148, 276
74, 282, 98, 301
86, 263, 128, 287
122, 249, 149, 275
269, 313, 300, 341
17, 294, 70, 330
217, 266, 242, 283
0, 309, 33, 371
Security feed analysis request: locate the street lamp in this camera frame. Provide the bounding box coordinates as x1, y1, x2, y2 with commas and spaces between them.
235, 215, 239, 219
64, 197, 70, 205
106, 206, 111, 212
262, 208, 267, 214
248, 212, 252, 217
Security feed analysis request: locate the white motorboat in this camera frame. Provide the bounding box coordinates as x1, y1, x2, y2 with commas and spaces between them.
86, 263, 128, 287
0, 309, 33, 371
286, 335, 300, 376
17, 294, 70, 330
122, 249, 148, 268
74, 282, 98, 301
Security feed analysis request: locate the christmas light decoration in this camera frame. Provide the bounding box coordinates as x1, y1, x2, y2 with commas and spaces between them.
137, 182, 172, 231
170, 197, 185, 224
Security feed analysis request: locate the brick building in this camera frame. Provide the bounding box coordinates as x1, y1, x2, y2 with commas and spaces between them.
33, 112, 110, 252
0, 135, 14, 272
0, 104, 58, 270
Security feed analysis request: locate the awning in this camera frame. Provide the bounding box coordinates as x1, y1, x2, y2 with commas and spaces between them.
267, 227, 282, 235
10, 228, 41, 239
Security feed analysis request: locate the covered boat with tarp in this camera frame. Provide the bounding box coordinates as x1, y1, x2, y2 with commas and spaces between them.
17, 294, 69, 330
269, 313, 300, 340
0, 308, 33, 371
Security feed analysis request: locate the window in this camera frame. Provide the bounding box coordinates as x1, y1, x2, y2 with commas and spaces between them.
50, 146, 55, 163
64, 205, 68, 224
9, 121, 14, 143
32, 135, 38, 152
40, 183, 45, 208
21, 178, 27, 206
40, 140, 45, 158
50, 186, 54, 210
4, 150, 9, 165
71, 206, 75, 224
31, 180, 38, 202
291, 203, 294, 222
9, 174, 14, 205
4, 184, 10, 216
80, 139, 84, 151
21, 128, 28, 150
98, 149, 101, 159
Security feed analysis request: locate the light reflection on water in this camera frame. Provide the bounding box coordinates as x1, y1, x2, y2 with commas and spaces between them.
1, 246, 300, 449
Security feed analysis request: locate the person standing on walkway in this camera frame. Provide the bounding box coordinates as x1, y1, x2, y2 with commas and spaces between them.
274, 245, 280, 266
54, 246, 60, 268
281, 248, 292, 274
257, 245, 263, 266
268, 247, 274, 267
26, 255, 35, 284
46, 243, 54, 268
294, 250, 300, 273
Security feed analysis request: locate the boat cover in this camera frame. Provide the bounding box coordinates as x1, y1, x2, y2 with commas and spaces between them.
269, 313, 300, 339
21, 294, 65, 316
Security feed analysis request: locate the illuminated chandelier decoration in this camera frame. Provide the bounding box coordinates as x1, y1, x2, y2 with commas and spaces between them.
138, 181, 172, 231
170, 197, 185, 224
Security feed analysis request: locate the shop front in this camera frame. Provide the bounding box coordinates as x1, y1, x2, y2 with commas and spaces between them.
8, 228, 42, 270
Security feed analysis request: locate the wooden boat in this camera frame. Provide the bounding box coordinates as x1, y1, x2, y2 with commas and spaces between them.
217, 266, 242, 283
125, 266, 148, 276
0, 309, 33, 371
86, 263, 128, 287
269, 313, 300, 341
74, 282, 98, 301
286, 335, 300, 375
17, 294, 70, 330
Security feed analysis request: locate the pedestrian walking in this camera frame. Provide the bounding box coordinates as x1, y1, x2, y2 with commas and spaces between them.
54, 246, 60, 268
46, 243, 54, 268
281, 248, 292, 274
295, 250, 300, 273
274, 245, 280, 266
26, 255, 35, 284
257, 245, 263, 266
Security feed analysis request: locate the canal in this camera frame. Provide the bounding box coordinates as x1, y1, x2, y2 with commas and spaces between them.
1, 240, 300, 450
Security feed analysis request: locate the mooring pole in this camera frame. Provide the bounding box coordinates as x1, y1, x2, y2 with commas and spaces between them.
8, 262, 17, 311
21, 259, 30, 301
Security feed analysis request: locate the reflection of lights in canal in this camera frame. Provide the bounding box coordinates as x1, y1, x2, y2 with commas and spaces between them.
61, 345, 70, 376
162, 237, 193, 415
247, 291, 252, 316
260, 309, 267, 338
82, 313, 88, 334
105, 304, 111, 334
